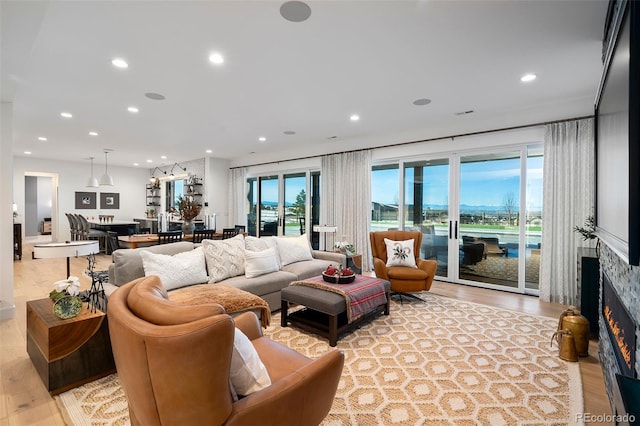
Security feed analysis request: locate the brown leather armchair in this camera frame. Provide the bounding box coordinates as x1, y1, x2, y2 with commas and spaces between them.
108, 275, 344, 426
370, 230, 437, 301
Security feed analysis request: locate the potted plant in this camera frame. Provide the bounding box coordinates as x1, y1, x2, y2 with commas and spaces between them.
574, 215, 599, 253
50, 276, 83, 319
177, 195, 201, 235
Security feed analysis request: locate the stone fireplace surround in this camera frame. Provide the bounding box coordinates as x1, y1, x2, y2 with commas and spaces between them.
598, 243, 640, 412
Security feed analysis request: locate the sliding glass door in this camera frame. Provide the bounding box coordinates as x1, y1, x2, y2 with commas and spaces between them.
403, 159, 450, 277
457, 151, 521, 289
373, 144, 542, 294
246, 172, 317, 239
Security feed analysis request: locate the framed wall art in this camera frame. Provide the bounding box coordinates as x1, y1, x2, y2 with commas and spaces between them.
75, 192, 96, 209
100, 192, 120, 209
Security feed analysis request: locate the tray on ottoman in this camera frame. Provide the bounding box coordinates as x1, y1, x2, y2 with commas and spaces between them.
281, 276, 390, 346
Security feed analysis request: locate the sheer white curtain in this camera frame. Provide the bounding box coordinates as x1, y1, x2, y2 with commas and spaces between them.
228, 167, 247, 229
321, 150, 372, 271
540, 118, 594, 304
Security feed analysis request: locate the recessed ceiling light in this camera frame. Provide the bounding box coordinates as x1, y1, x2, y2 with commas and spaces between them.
520, 73, 537, 82
145, 92, 166, 100
133, 162, 139, 166
160, 155, 167, 159
89, 131, 98, 136
128, 106, 139, 113
209, 53, 224, 64
60, 112, 72, 118
284, 130, 296, 135
24, 151, 31, 155
350, 114, 360, 121
146, 159, 152, 163
280, 1, 312, 22
258, 137, 266, 142
38, 137, 47, 141
206, 149, 213, 154
413, 98, 432, 106
112, 58, 128, 68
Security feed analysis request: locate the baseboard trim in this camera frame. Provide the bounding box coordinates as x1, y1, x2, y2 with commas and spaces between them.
0, 301, 16, 320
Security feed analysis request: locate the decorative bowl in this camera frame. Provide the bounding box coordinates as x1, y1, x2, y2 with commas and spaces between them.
322, 272, 356, 284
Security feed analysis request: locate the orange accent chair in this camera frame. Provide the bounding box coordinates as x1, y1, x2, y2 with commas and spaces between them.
369, 230, 437, 301
108, 275, 344, 426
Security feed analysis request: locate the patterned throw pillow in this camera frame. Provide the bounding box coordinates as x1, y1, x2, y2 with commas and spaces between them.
384, 238, 417, 268
202, 234, 246, 283
139, 247, 208, 290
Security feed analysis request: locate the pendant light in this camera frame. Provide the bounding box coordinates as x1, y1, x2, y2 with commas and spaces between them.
86, 157, 99, 187
99, 150, 114, 186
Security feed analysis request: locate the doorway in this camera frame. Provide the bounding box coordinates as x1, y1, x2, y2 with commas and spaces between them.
23, 172, 58, 242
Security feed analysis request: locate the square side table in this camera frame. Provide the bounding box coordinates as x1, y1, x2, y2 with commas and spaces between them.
26, 298, 116, 395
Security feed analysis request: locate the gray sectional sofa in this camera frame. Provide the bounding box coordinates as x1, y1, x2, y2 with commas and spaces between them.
105, 238, 346, 311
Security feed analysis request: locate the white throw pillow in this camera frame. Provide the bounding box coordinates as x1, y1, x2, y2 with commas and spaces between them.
384, 238, 417, 268
230, 327, 271, 396
139, 247, 208, 290
245, 236, 268, 251
202, 234, 246, 283
275, 234, 313, 266
244, 248, 280, 278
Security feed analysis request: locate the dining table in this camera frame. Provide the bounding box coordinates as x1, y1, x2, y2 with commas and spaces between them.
118, 232, 226, 249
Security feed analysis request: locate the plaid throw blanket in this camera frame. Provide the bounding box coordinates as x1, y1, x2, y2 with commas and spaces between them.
290, 275, 387, 322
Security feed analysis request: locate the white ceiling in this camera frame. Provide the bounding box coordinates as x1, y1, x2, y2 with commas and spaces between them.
2, 0, 608, 168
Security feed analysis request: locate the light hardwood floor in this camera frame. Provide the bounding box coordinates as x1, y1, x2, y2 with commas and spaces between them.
2, 241, 612, 425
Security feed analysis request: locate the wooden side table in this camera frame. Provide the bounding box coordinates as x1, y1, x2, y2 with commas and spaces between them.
26, 298, 116, 395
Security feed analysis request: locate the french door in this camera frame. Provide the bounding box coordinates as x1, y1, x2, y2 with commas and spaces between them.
389, 145, 542, 294
246, 172, 320, 245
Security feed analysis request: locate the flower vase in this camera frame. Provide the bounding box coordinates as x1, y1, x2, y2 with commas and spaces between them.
53, 295, 83, 319
182, 220, 195, 236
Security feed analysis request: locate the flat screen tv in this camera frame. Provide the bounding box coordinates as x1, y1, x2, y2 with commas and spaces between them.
595, 0, 640, 265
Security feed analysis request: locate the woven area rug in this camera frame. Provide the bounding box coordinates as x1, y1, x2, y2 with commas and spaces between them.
56, 293, 582, 425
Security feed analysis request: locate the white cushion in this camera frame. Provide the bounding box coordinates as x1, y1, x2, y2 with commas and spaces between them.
245, 236, 268, 251
230, 327, 271, 396
244, 247, 280, 278
276, 234, 313, 266
139, 247, 208, 290
202, 234, 246, 283
384, 238, 417, 268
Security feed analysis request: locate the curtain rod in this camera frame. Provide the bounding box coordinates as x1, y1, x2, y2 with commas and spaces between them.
229, 114, 594, 170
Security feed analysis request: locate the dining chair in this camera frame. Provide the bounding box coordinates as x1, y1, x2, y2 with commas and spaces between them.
65, 213, 78, 241
157, 230, 183, 244
192, 229, 215, 243
234, 224, 245, 233
222, 228, 238, 239
107, 231, 120, 255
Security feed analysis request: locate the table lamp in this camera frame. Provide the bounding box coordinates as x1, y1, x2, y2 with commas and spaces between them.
33, 240, 100, 278
313, 225, 337, 251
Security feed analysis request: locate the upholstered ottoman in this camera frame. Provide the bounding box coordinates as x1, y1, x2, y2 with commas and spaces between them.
281, 277, 390, 346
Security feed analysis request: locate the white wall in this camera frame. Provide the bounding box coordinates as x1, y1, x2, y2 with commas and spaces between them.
1, 102, 16, 320
205, 157, 230, 228
13, 157, 150, 241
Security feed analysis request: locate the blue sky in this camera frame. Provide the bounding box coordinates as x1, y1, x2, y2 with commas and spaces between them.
257, 157, 543, 210
373, 156, 543, 210
259, 176, 306, 205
